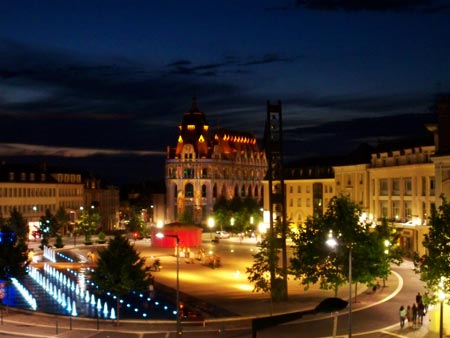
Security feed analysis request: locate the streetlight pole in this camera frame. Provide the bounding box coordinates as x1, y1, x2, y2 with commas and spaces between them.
326, 233, 352, 338
207, 217, 215, 240
439, 277, 445, 338
348, 246, 352, 338
156, 232, 181, 335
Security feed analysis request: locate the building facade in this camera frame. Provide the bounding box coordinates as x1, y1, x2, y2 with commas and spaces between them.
84, 177, 120, 232
263, 96, 450, 258
165, 98, 267, 224
0, 163, 119, 237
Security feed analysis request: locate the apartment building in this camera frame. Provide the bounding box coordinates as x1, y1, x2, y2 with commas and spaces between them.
0, 162, 119, 237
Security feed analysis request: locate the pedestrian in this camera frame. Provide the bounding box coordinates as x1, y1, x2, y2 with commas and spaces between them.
406, 305, 412, 327
399, 306, 407, 328
418, 301, 425, 325
412, 303, 418, 328
416, 292, 422, 305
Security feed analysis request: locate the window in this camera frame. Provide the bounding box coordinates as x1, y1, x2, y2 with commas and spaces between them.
380, 201, 388, 218
297, 186, 301, 193
183, 168, 194, 178
380, 179, 388, 196
430, 177, 435, 196
404, 178, 412, 196
297, 198, 301, 207
392, 201, 400, 220
185, 183, 194, 198
392, 179, 400, 196
289, 186, 293, 193
201, 184, 207, 198
404, 201, 412, 220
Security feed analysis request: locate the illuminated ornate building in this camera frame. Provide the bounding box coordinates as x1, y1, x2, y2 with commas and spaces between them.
165, 98, 267, 224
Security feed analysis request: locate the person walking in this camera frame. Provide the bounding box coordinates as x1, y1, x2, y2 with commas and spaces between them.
399, 306, 407, 328
416, 292, 422, 305
418, 301, 425, 325
406, 305, 413, 327
412, 303, 418, 328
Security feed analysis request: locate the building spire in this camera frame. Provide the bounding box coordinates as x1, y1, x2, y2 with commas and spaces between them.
190, 96, 199, 112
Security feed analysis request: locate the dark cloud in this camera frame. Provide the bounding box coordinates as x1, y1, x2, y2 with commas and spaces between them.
284, 112, 437, 161
295, 0, 450, 12
165, 53, 298, 76
285, 92, 434, 117
240, 53, 295, 66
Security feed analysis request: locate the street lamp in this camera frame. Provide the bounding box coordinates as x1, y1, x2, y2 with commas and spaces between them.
326, 232, 352, 338
207, 217, 215, 239
156, 232, 181, 335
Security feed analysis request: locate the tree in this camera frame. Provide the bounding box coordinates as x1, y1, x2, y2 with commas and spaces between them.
290, 214, 346, 294
89, 233, 152, 326
290, 195, 390, 298
78, 206, 100, 244
371, 218, 403, 285
55, 206, 70, 236
38, 209, 57, 249
415, 195, 450, 307
7, 208, 29, 242
0, 217, 30, 282
212, 196, 262, 234
126, 208, 147, 237
247, 217, 288, 302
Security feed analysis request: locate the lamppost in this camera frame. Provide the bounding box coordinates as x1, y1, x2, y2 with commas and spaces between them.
207, 217, 215, 239
439, 277, 445, 338
326, 232, 352, 338
156, 232, 181, 335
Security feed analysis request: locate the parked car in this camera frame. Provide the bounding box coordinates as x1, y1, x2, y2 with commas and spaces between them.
216, 231, 230, 239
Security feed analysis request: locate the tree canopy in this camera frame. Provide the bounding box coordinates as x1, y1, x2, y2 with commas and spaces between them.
0, 212, 30, 281
415, 195, 450, 305
77, 206, 100, 243
290, 195, 399, 296
89, 233, 152, 325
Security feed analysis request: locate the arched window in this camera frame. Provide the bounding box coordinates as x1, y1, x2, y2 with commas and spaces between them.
185, 183, 194, 198
201, 184, 207, 198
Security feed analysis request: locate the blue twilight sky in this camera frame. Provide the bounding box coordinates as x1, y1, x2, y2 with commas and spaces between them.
0, 0, 449, 184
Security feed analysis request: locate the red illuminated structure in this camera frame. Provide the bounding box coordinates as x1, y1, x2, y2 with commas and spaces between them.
151, 222, 202, 248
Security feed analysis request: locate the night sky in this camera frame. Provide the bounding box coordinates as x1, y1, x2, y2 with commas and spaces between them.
1, 0, 449, 185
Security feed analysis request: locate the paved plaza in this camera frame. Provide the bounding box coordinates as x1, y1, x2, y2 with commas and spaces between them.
0, 234, 443, 337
